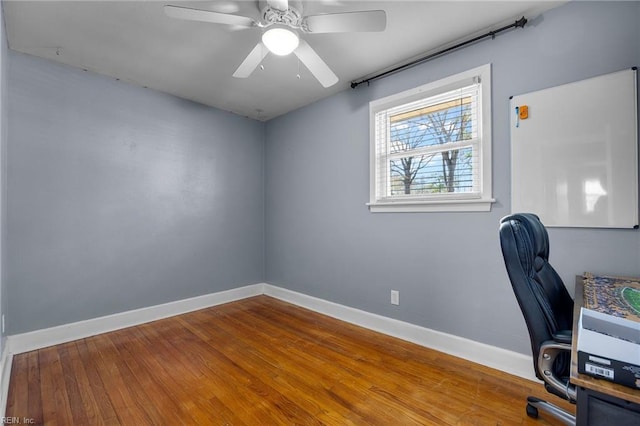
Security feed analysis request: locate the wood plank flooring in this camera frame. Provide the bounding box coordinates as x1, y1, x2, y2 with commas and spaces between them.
6, 295, 575, 425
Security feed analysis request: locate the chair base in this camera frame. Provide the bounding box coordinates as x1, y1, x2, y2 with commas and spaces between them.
527, 396, 575, 425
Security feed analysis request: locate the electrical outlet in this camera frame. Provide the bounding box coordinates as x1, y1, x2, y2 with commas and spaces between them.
391, 290, 400, 305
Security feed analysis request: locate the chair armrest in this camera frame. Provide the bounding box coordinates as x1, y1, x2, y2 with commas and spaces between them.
538, 340, 577, 403
552, 329, 572, 345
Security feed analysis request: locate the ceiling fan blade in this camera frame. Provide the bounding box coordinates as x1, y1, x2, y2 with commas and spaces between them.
233, 43, 269, 78
304, 10, 386, 33
164, 5, 255, 28
267, 0, 289, 11
294, 39, 338, 88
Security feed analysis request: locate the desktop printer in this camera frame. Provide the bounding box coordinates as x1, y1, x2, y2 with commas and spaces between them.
577, 307, 640, 390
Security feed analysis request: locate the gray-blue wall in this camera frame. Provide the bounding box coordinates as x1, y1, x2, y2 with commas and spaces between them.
6, 52, 265, 334
0, 0, 8, 352
264, 1, 640, 355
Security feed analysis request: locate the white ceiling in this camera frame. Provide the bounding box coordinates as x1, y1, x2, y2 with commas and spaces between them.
4, 1, 565, 121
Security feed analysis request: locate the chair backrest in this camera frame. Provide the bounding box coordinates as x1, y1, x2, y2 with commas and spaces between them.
499, 213, 574, 378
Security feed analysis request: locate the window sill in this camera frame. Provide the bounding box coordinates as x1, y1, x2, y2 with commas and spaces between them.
367, 198, 496, 213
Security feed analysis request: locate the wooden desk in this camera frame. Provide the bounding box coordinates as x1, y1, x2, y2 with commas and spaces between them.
571, 276, 640, 425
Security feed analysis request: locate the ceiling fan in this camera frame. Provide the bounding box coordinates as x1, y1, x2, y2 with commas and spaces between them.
164, 0, 386, 88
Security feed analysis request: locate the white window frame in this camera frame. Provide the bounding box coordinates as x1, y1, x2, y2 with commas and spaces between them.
368, 64, 495, 213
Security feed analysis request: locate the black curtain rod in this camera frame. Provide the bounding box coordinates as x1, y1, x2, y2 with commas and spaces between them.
350, 16, 527, 89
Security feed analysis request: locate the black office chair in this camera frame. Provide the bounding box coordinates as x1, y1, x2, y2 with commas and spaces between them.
499, 213, 577, 424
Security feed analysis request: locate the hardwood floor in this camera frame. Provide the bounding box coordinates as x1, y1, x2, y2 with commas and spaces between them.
6, 295, 575, 425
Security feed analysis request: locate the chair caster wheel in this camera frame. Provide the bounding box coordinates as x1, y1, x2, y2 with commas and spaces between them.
526, 403, 539, 419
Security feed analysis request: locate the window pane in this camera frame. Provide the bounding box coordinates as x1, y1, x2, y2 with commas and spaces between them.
389, 147, 475, 195
390, 95, 475, 154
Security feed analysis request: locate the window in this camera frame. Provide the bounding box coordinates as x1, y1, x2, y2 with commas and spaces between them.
369, 64, 494, 212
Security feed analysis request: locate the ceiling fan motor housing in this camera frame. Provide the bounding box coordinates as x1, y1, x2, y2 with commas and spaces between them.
259, 0, 304, 30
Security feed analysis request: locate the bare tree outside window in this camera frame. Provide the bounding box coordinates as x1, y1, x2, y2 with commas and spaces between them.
389, 99, 473, 195
389, 121, 435, 194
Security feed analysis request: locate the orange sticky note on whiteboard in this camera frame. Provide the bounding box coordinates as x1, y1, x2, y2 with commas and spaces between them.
519, 105, 529, 119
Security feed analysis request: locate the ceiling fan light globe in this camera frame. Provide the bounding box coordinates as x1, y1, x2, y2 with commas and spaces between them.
262, 27, 299, 56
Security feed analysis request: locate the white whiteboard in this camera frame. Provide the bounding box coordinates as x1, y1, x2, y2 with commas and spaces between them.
510, 68, 638, 228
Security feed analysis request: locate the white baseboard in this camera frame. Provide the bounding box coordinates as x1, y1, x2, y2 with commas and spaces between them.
263, 284, 537, 382
2, 281, 536, 403
7, 283, 264, 355
0, 340, 13, 417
